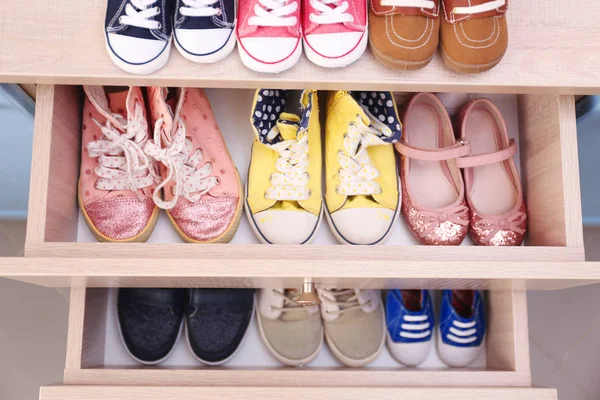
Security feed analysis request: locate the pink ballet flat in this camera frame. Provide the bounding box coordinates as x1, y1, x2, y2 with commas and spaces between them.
396, 93, 471, 246
456, 98, 527, 246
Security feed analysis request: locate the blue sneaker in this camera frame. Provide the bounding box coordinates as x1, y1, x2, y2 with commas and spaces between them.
173, 0, 237, 63
104, 0, 174, 75
437, 290, 486, 367
385, 290, 434, 367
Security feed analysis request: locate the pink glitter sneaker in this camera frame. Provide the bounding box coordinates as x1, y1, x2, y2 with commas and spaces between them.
79, 86, 159, 242
456, 98, 527, 246
395, 93, 470, 246
145, 87, 243, 243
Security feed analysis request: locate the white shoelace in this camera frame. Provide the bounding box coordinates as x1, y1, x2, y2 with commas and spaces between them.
309, 0, 353, 24
248, 0, 298, 27
447, 319, 478, 344
379, 0, 434, 9
87, 105, 155, 194
400, 314, 431, 339
270, 289, 309, 315
263, 126, 311, 201
144, 117, 219, 210
336, 112, 393, 196
319, 289, 369, 315
452, 0, 505, 15
180, 0, 221, 18
119, 0, 162, 30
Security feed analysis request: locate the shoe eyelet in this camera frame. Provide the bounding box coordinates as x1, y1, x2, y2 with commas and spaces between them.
337, 150, 344, 157
337, 168, 343, 176
307, 189, 312, 197
305, 172, 311, 182
155, 6, 161, 13
216, 8, 222, 15
343, 133, 348, 139
156, 22, 162, 29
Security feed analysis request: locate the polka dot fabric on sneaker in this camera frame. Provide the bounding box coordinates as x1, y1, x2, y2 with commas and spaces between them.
351, 91, 402, 143
251, 89, 314, 144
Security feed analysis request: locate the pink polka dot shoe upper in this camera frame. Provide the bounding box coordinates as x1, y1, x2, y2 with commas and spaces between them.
79, 86, 158, 241
144, 87, 241, 242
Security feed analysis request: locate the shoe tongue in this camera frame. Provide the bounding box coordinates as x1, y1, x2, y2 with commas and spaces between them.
280, 288, 307, 322
276, 113, 300, 141
452, 290, 475, 319
401, 290, 422, 312
106, 89, 128, 119
158, 88, 185, 145
84, 85, 131, 128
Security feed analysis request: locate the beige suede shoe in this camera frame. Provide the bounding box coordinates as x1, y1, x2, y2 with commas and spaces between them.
257, 289, 324, 366
318, 288, 385, 367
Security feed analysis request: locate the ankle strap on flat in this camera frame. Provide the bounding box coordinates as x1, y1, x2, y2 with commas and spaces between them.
456, 139, 517, 168
395, 140, 471, 161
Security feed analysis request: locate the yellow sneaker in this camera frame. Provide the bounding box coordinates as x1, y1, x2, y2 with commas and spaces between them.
324, 91, 402, 245
245, 89, 323, 244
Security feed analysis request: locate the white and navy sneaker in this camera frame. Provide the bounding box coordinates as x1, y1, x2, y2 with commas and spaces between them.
437, 290, 486, 368
173, 0, 236, 63
105, 0, 174, 75
385, 290, 434, 367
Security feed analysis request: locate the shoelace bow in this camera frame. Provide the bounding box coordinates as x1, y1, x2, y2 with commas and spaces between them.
180, 0, 221, 18
87, 104, 156, 196
452, 0, 505, 15
379, 0, 435, 9
309, 0, 353, 24
248, 0, 298, 27
270, 289, 310, 315
475, 211, 526, 244
144, 117, 219, 210
319, 289, 369, 316
336, 112, 393, 196
264, 125, 311, 201
119, 0, 162, 30
417, 205, 469, 237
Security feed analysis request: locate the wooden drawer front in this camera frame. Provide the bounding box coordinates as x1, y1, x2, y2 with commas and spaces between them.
0, 85, 590, 290
39, 386, 558, 400
64, 287, 530, 388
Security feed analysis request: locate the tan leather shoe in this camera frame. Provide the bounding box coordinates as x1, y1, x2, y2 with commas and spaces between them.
440, 0, 508, 73
369, 0, 440, 70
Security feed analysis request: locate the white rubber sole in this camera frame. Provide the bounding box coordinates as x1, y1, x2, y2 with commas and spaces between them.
324, 177, 401, 245
237, 38, 303, 74
303, 29, 368, 69
244, 181, 323, 244
256, 294, 324, 366
174, 28, 237, 64
105, 34, 171, 75
117, 304, 183, 366
385, 330, 431, 367
324, 308, 386, 368
185, 296, 255, 366
436, 331, 485, 368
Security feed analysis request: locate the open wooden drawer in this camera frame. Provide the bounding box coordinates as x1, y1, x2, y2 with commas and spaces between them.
43, 286, 556, 399
0, 84, 596, 290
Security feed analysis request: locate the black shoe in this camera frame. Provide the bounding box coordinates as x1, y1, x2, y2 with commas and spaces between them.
118, 288, 185, 365
104, 0, 175, 74
185, 289, 255, 365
